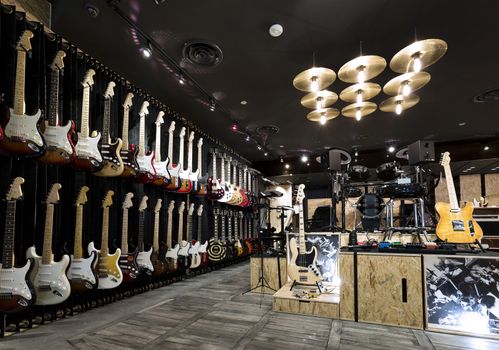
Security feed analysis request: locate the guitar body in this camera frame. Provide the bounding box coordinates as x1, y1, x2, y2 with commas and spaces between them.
136, 152, 156, 183
165, 245, 180, 272
26, 247, 71, 305
218, 184, 233, 203
93, 138, 124, 177
177, 169, 193, 193
178, 241, 191, 270
235, 240, 244, 257
244, 239, 253, 255
152, 159, 170, 187
0, 261, 34, 313
207, 177, 224, 200
0, 109, 45, 157
73, 132, 103, 171
197, 241, 209, 267
435, 202, 483, 243
120, 144, 139, 178
38, 120, 76, 165
194, 174, 208, 196
164, 165, 181, 191
151, 246, 168, 277
207, 239, 226, 263
188, 170, 200, 193
287, 238, 321, 285
137, 247, 154, 276
67, 251, 98, 293
188, 241, 201, 269
88, 243, 123, 289
118, 249, 140, 284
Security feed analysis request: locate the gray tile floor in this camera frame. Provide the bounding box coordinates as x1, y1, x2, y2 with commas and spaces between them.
1, 262, 499, 349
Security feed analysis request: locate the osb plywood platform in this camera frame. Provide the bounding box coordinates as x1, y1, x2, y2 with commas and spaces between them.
250, 256, 287, 294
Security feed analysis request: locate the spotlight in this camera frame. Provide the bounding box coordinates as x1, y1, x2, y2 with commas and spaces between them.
269, 24, 284, 37
141, 42, 152, 58
280, 156, 284, 163
307, 162, 310, 166
245, 135, 250, 142
354, 150, 359, 157
388, 145, 395, 153
301, 155, 308, 163
264, 152, 268, 156
257, 145, 262, 150
178, 72, 185, 85
484, 146, 490, 151
209, 99, 216, 111
231, 121, 238, 132
285, 164, 290, 169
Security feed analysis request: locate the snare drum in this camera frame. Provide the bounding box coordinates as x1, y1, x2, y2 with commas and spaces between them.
348, 165, 370, 182
376, 162, 400, 181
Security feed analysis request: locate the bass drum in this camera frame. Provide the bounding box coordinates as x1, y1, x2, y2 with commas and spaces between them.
377, 183, 426, 199
376, 161, 401, 181
348, 165, 370, 182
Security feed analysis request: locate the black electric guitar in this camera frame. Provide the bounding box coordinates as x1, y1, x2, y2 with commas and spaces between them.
208, 207, 226, 263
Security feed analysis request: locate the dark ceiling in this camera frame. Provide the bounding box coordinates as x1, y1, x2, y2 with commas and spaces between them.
51, 0, 499, 163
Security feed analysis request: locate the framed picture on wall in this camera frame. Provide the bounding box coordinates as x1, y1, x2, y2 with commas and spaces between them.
424, 255, 499, 338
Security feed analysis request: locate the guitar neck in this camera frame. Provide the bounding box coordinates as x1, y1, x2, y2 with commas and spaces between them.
197, 144, 203, 173
121, 208, 129, 253
153, 213, 160, 251
2, 201, 16, 268
48, 69, 60, 126
188, 141, 193, 170
186, 215, 192, 241
177, 213, 184, 242
178, 137, 185, 167
227, 215, 232, 240
102, 98, 111, 143
155, 125, 162, 159
168, 132, 174, 162
167, 212, 173, 247
220, 156, 225, 182
138, 211, 145, 251
122, 107, 130, 149
13, 50, 26, 115
101, 207, 110, 256
42, 204, 55, 265
212, 153, 217, 179
213, 213, 219, 241
443, 164, 460, 211
197, 216, 202, 241
220, 214, 226, 241
139, 115, 146, 157
298, 203, 306, 251
73, 205, 84, 260
80, 86, 91, 137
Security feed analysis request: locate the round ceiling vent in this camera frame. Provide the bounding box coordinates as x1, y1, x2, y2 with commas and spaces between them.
182, 40, 223, 67
474, 88, 499, 103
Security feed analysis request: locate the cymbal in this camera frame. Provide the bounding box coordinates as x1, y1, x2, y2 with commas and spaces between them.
301, 90, 338, 109
307, 108, 340, 122
383, 72, 431, 96
341, 102, 377, 119
379, 94, 420, 113
340, 82, 381, 103
293, 67, 336, 92
338, 55, 386, 83
390, 39, 448, 73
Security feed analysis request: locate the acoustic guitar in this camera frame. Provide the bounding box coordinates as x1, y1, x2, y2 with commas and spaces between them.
118, 192, 140, 284
435, 152, 483, 243
119, 93, 140, 178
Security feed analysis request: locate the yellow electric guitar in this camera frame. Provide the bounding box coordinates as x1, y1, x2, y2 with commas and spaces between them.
435, 152, 483, 243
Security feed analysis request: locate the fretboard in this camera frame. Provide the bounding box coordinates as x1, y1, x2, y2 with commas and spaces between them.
220, 214, 226, 241
197, 216, 202, 241
197, 144, 203, 173
167, 212, 173, 247
153, 213, 160, 251
186, 214, 192, 241
2, 201, 17, 268
101, 208, 110, 256
234, 217, 239, 240
122, 107, 130, 149
298, 203, 306, 252
177, 212, 184, 242
178, 136, 185, 168
138, 211, 145, 251
443, 164, 460, 211
48, 69, 60, 126
227, 215, 233, 240
220, 157, 225, 182
187, 140, 193, 170
168, 131, 174, 162
139, 115, 146, 157
80, 86, 91, 137
121, 209, 129, 253
102, 98, 111, 143
212, 154, 217, 179
13, 50, 26, 116
42, 204, 55, 265
73, 205, 84, 260
213, 213, 219, 241
155, 124, 162, 160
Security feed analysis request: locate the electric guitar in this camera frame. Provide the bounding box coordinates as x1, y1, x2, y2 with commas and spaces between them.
27, 183, 71, 305
175, 201, 190, 270
151, 111, 170, 187
67, 186, 98, 292
0, 177, 34, 313
136, 195, 154, 276
164, 121, 181, 191
150, 198, 168, 277
185, 203, 201, 269
118, 192, 140, 284
93, 81, 124, 177
435, 152, 483, 243
38, 50, 76, 165
208, 207, 226, 262
119, 93, 140, 178
177, 127, 193, 193
194, 138, 208, 196
187, 131, 200, 189
240, 211, 252, 255
218, 154, 233, 203
89, 191, 123, 289
165, 200, 179, 272
287, 184, 321, 285
135, 101, 156, 183
239, 166, 249, 207
226, 210, 238, 259
229, 161, 244, 206
233, 211, 244, 256
0, 30, 45, 157
73, 69, 103, 171
207, 149, 224, 200
193, 204, 209, 268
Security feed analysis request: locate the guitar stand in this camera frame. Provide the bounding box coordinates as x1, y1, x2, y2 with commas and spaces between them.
474, 239, 486, 252
290, 280, 323, 294
242, 237, 276, 295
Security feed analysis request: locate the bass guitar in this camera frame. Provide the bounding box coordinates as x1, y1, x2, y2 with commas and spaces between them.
435, 152, 483, 243
165, 200, 179, 272
118, 192, 140, 284
151, 111, 170, 187
208, 207, 226, 263
0, 177, 34, 313
164, 121, 181, 191
136, 196, 154, 276
0, 30, 45, 157
151, 198, 168, 277
38, 50, 76, 165
119, 93, 140, 178
27, 183, 71, 305
135, 101, 156, 183
67, 186, 98, 292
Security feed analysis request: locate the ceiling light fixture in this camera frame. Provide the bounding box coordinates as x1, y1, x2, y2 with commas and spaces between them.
395, 101, 403, 115
357, 66, 365, 83
141, 42, 152, 58
388, 145, 396, 153
301, 155, 308, 163
245, 135, 250, 142
319, 114, 327, 125
280, 156, 284, 163
412, 53, 422, 72
458, 122, 466, 126
264, 152, 268, 156
285, 164, 290, 169
355, 108, 362, 121
402, 81, 411, 96
269, 23, 284, 37
257, 145, 262, 150
231, 120, 238, 132
209, 99, 216, 111
484, 146, 490, 151
356, 90, 363, 103
178, 71, 185, 85
240, 100, 247, 105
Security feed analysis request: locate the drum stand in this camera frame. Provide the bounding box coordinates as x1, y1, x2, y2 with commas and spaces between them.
384, 197, 430, 242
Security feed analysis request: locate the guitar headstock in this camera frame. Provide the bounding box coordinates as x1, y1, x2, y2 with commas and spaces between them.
5, 177, 24, 201
122, 192, 134, 209
75, 186, 89, 206
238, 211, 244, 219
188, 131, 195, 143
440, 152, 451, 167
197, 138, 203, 148
123, 92, 134, 109
16, 30, 33, 53
47, 183, 62, 205
154, 198, 162, 213
178, 201, 186, 213
139, 195, 148, 212
168, 121, 176, 133
82, 69, 96, 88
296, 184, 306, 204
168, 200, 175, 214
50, 50, 65, 71
179, 126, 186, 139
188, 203, 195, 216
102, 190, 114, 208
139, 101, 149, 117
227, 210, 233, 217
155, 111, 165, 126
213, 207, 220, 216
197, 204, 204, 216
104, 81, 116, 99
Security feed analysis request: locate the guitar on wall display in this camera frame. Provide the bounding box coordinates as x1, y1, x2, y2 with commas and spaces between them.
119, 93, 140, 178
165, 200, 179, 272
136, 196, 154, 276
0, 177, 34, 313
226, 210, 238, 259
185, 203, 200, 269
287, 184, 321, 286
195, 204, 209, 267
73, 69, 103, 171
177, 127, 192, 193
435, 152, 483, 243
208, 207, 226, 262
89, 191, 123, 289
38, 50, 76, 165
187, 131, 200, 190
217, 154, 233, 203
240, 211, 252, 255
233, 211, 244, 256
94, 81, 124, 177
118, 192, 139, 284
67, 186, 98, 293
194, 138, 208, 196
135, 101, 156, 183
176, 201, 190, 270
0, 30, 45, 156
207, 149, 224, 200
150, 198, 167, 277
164, 121, 181, 191
151, 111, 170, 187
27, 183, 71, 305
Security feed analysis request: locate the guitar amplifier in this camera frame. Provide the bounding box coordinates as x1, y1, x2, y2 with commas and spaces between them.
473, 207, 499, 236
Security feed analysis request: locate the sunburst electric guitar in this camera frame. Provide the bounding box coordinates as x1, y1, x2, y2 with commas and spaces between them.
118, 192, 140, 284
151, 111, 171, 187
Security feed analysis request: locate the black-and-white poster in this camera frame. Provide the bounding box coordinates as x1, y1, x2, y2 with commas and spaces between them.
425, 255, 499, 337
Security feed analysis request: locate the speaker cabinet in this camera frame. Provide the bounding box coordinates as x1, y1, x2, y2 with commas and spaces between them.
408, 140, 435, 165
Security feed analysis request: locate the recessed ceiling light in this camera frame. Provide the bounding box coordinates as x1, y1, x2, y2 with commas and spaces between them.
301, 155, 308, 163
484, 146, 490, 151
141, 47, 152, 58
269, 24, 284, 37
240, 100, 247, 105
458, 122, 466, 126
264, 152, 268, 156
279, 145, 284, 148
388, 146, 396, 153
285, 164, 290, 169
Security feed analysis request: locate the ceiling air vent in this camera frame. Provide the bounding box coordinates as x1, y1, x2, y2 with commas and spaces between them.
473, 88, 499, 103
182, 40, 223, 67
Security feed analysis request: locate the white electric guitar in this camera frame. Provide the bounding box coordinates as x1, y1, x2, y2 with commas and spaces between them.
287, 184, 321, 285
136, 101, 156, 182
165, 200, 179, 270
177, 127, 191, 182
165, 121, 181, 191
152, 111, 170, 186
136, 195, 154, 275
27, 183, 71, 305
185, 203, 200, 268
187, 131, 200, 182
195, 205, 208, 265
176, 202, 190, 263
218, 154, 234, 203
